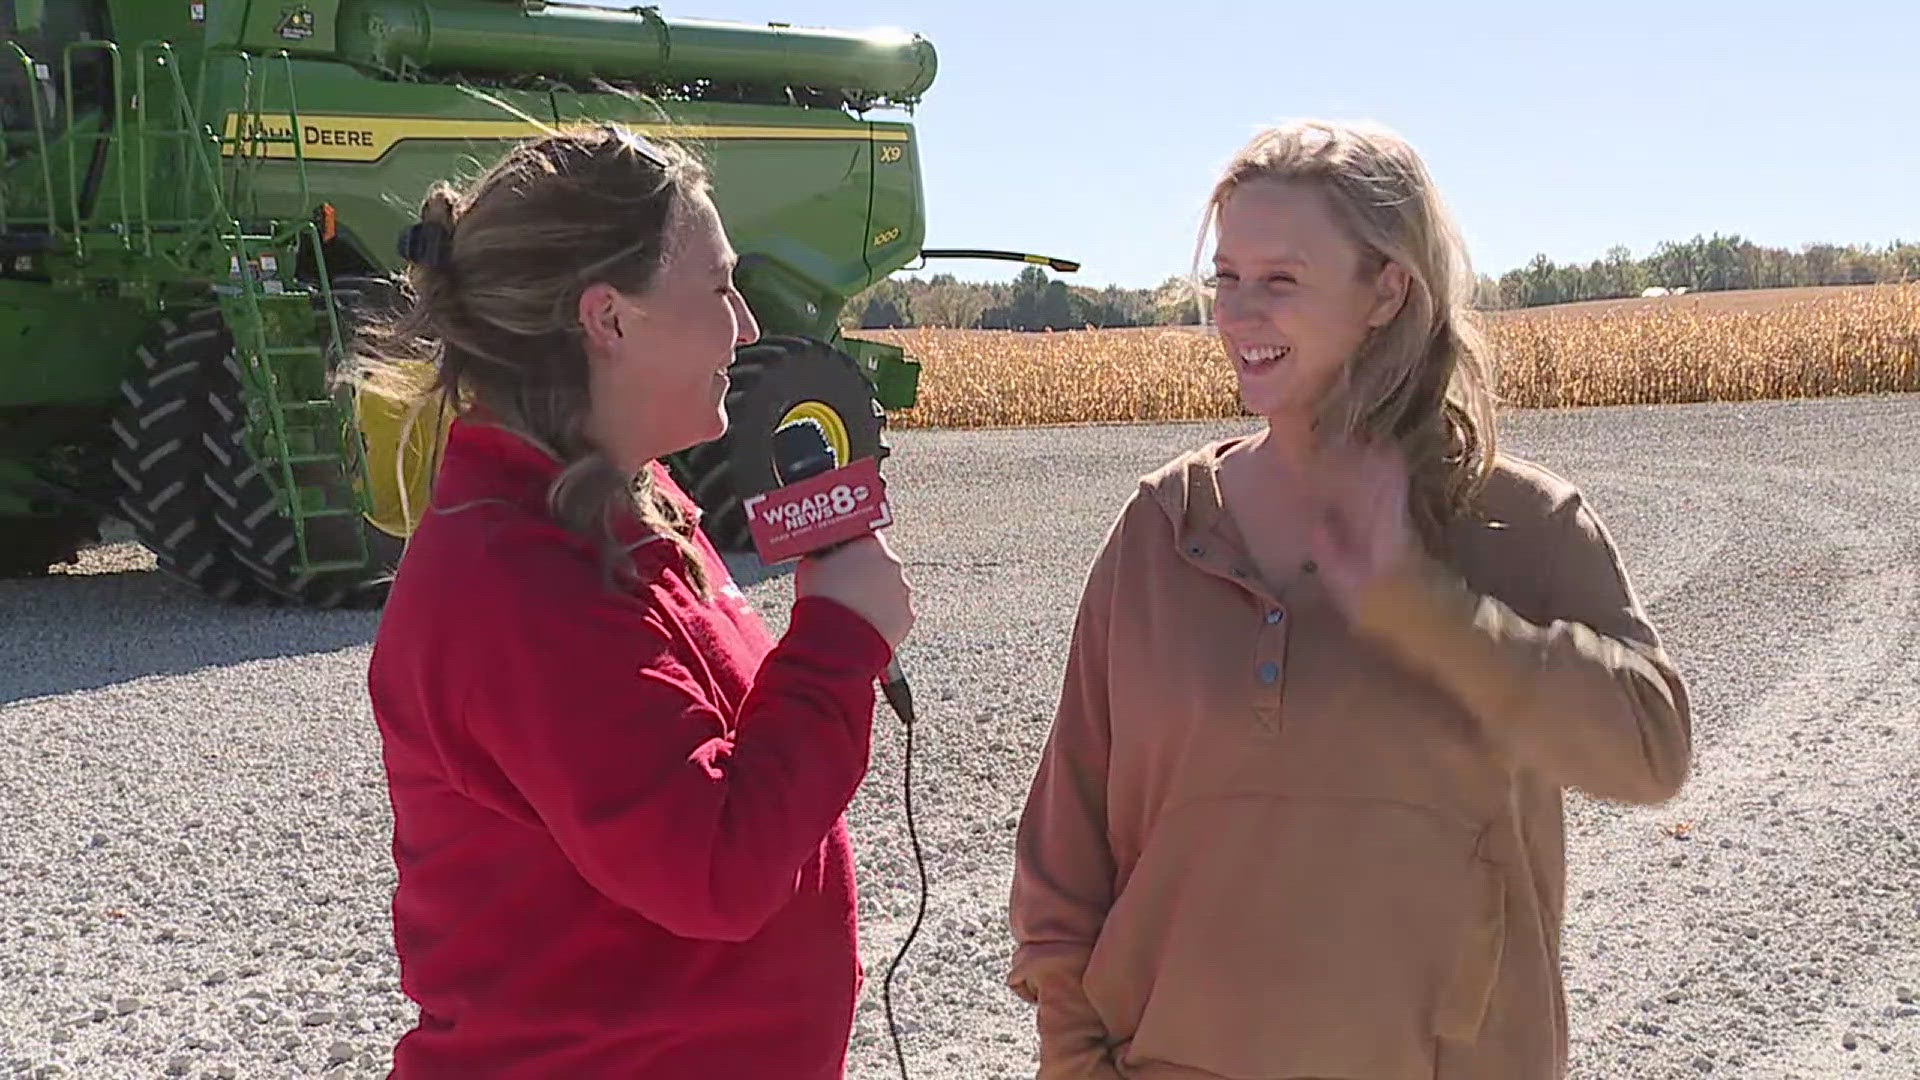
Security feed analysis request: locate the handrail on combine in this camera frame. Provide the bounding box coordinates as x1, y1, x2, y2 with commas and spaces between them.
62, 40, 129, 250
131, 43, 167, 255
219, 48, 262, 217
3, 40, 61, 242
199, 47, 312, 225
135, 41, 241, 258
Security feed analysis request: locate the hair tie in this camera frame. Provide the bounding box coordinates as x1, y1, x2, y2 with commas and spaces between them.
398, 221, 454, 270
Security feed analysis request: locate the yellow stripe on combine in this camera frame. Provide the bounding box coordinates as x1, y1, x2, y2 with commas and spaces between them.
220, 114, 909, 163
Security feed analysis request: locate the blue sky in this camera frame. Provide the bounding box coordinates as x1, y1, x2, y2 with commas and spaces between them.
583, 1, 1919, 289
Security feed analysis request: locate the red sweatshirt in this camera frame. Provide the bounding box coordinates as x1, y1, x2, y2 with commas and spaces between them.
367, 417, 891, 1078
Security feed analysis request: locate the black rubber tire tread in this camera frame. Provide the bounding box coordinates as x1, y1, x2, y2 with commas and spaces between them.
199, 276, 405, 609
107, 308, 269, 602
670, 335, 888, 552
0, 511, 99, 578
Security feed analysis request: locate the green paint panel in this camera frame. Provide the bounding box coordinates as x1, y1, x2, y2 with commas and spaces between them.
0, 280, 150, 405
838, 336, 920, 411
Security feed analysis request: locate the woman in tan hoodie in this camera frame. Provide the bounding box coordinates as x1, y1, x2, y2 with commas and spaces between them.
1006, 119, 1692, 1080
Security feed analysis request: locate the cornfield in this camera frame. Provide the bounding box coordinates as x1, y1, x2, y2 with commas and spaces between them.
863, 283, 1920, 429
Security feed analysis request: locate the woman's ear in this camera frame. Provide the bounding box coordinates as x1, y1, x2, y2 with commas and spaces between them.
1367, 261, 1411, 328
577, 282, 628, 354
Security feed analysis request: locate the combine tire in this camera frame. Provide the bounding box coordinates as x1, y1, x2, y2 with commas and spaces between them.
671, 336, 887, 552
200, 276, 405, 608
0, 511, 99, 578
108, 309, 267, 602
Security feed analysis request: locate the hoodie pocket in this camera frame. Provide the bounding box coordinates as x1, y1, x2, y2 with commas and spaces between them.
1081, 795, 1507, 1080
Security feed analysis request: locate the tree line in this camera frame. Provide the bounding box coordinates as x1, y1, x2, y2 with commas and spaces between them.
1485, 235, 1920, 309
842, 266, 1204, 332
843, 236, 1920, 330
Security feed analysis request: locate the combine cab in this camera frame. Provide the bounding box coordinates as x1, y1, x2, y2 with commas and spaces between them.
0, 0, 1072, 605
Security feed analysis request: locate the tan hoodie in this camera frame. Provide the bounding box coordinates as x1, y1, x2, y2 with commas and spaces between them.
1007, 437, 1691, 1080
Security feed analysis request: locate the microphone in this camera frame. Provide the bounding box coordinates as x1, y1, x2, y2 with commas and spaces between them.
769, 421, 926, 1080
768, 423, 915, 726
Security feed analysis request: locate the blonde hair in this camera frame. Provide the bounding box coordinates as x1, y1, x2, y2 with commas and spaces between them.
351, 124, 713, 596
1196, 119, 1500, 551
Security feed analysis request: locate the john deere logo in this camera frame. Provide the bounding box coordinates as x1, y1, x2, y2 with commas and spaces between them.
277, 6, 316, 41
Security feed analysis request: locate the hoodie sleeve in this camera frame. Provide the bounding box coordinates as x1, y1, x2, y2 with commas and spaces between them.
447, 539, 890, 943
1348, 486, 1692, 806
1007, 509, 1127, 1080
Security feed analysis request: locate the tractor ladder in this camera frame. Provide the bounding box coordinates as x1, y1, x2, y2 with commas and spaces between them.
136, 43, 372, 577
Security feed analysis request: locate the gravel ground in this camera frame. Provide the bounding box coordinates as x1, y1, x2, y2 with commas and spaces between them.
2, 394, 1917, 1079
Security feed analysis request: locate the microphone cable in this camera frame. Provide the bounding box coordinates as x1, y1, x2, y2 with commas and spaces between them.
765, 423, 926, 1078
878, 674, 926, 1080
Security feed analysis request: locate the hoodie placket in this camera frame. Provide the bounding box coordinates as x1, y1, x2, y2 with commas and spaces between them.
1179, 526, 1293, 740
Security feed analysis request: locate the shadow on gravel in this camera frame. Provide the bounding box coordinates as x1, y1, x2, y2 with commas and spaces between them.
2, 552, 788, 705
0, 568, 379, 705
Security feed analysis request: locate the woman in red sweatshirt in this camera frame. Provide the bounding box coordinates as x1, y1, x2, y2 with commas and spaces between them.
358, 124, 913, 1078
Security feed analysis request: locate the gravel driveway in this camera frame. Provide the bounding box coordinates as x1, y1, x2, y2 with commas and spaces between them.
3, 395, 1916, 1079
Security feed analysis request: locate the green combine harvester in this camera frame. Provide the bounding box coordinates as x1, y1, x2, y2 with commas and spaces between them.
0, 0, 1073, 606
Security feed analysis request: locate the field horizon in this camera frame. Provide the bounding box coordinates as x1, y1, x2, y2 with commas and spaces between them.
860, 282, 1920, 429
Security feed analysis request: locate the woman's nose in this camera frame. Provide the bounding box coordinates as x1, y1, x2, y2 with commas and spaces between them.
1214, 285, 1266, 331
732, 294, 761, 346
